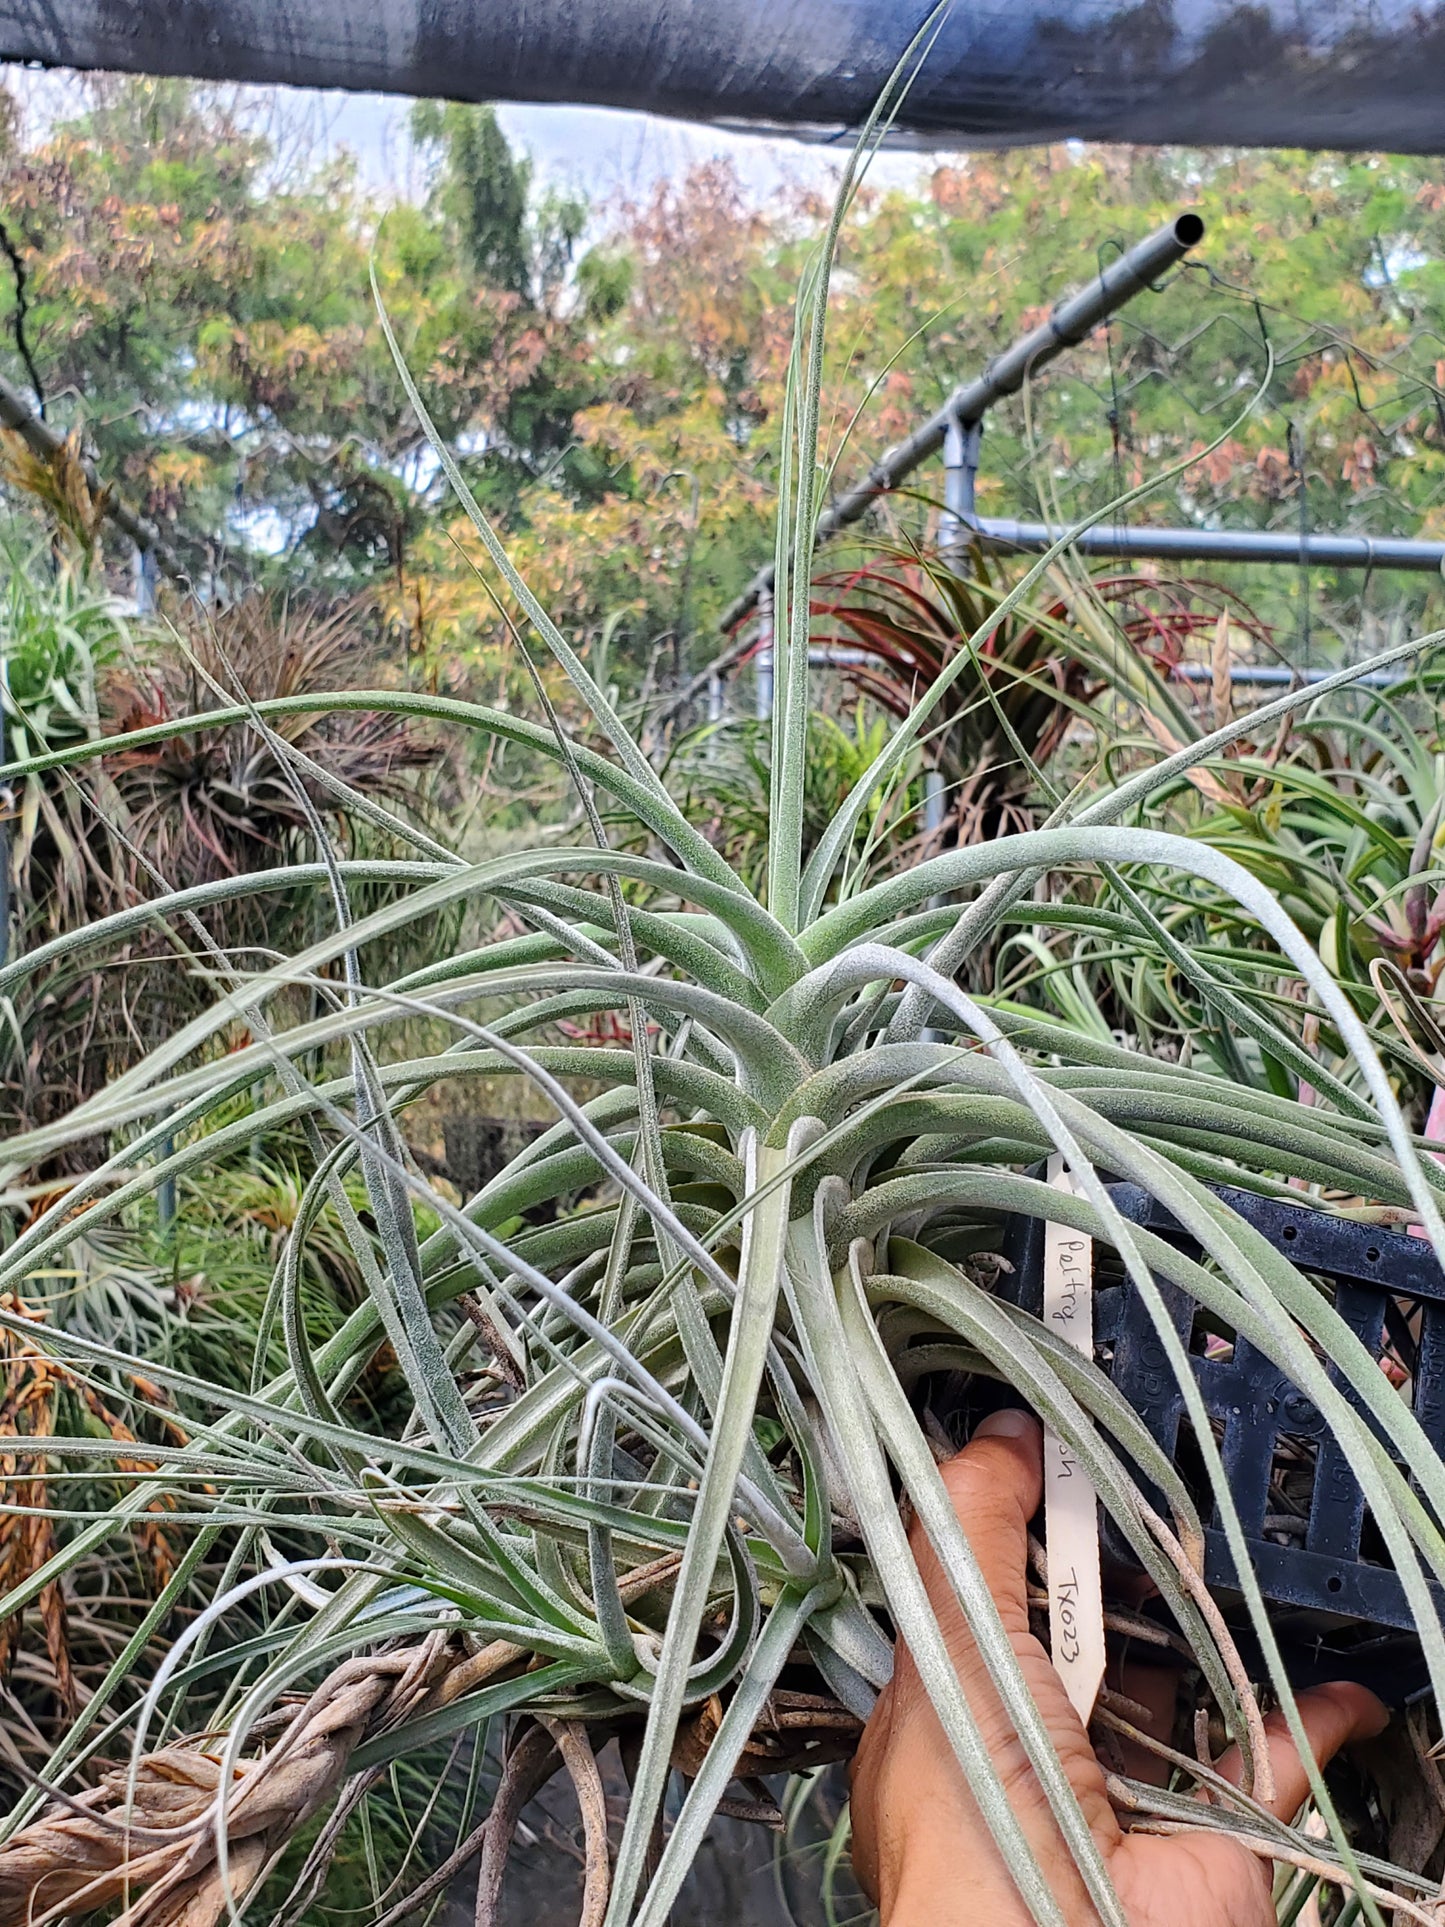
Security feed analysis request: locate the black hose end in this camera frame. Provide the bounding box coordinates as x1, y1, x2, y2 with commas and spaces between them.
1174, 210, 1205, 248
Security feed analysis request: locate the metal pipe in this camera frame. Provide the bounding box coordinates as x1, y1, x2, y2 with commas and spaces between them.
1170, 662, 1421, 690
940, 416, 982, 553
976, 518, 1445, 575
809, 646, 872, 667
720, 211, 1203, 632
754, 587, 774, 720
921, 764, 950, 1040
5, 2, 1444, 154
805, 643, 1424, 689
133, 544, 159, 612
801, 639, 1421, 692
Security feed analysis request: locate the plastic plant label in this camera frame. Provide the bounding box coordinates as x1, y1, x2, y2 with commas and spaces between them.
1043, 1153, 1105, 1723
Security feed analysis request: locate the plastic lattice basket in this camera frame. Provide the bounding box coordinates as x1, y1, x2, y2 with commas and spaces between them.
993, 1180, 1445, 1700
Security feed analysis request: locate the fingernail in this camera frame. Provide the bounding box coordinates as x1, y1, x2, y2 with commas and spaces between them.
973, 1409, 1038, 1441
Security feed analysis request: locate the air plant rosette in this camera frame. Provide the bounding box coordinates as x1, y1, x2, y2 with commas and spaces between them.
2, 94, 1445, 1927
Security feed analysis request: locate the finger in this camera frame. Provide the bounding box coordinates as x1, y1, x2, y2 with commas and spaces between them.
920, 1410, 1044, 1635
1213, 1681, 1389, 1821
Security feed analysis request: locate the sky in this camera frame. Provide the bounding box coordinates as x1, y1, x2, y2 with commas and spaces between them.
271, 85, 934, 203
1, 63, 934, 207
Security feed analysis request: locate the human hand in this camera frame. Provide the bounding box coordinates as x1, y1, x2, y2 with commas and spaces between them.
849, 1410, 1388, 1926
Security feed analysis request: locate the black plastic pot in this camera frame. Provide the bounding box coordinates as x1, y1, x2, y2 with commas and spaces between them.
996, 1181, 1445, 1701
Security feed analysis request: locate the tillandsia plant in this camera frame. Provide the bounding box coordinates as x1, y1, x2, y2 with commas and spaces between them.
804, 547, 1276, 846
990, 673, 1445, 1114
662, 701, 917, 905
0, 573, 442, 1151
6, 89, 1445, 1927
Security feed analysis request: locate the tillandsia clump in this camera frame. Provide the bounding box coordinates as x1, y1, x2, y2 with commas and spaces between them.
6, 99, 1445, 1927
991, 678, 1445, 1116
0, 556, 440, 1159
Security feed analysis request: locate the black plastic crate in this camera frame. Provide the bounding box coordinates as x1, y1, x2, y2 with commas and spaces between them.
994, 1181, 1445, 1697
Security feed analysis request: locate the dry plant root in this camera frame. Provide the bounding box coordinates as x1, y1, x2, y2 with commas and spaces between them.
0, 1612, 868, 1927
0, 1651, 431, 1927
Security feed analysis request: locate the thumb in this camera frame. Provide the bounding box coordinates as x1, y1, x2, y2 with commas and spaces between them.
1213, 1682, 1389, 1821
920, 1410, 1044, 1639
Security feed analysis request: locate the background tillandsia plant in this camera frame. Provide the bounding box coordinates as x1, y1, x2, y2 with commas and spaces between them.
5, 98, 1445, 1927
0, 561, 444, 1153
988, 669, 1445, 1117
803, 547, 1277, 849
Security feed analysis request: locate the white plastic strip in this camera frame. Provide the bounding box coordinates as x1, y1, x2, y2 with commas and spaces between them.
1043, 1153, 1105, 1722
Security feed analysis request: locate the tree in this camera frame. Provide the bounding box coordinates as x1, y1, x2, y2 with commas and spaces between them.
0, 78, 596, 590
3, 100, 1445, 692
411, 102, 532, 297
555, 143, 1445, 673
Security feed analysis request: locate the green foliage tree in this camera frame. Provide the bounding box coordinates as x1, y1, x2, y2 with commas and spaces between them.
412, 143, 1445, 683
0, 78, 597, 591
411, 101, 534, 296
3, 92, 1445, 688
